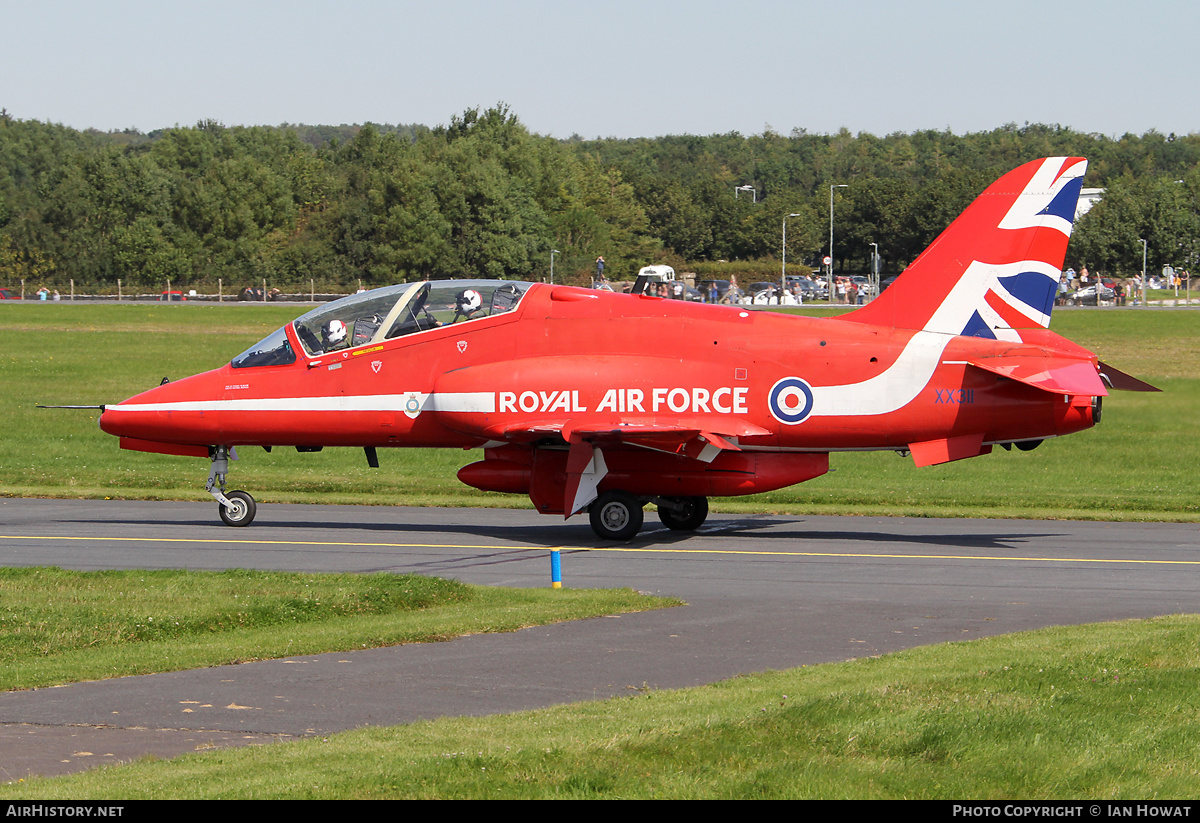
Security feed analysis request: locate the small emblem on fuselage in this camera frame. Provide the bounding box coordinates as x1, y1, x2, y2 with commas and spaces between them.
402, 392, 423, 419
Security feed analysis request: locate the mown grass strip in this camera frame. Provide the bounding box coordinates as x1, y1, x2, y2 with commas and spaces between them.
8, 614, 1200, 798
0, 567, 678, 692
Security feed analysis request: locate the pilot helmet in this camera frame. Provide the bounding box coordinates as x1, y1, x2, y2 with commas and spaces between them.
324, 319, 348, 344
457, 289, 483, 313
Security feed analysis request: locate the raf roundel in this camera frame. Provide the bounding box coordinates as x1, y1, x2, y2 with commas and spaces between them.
768, 376, 815, 425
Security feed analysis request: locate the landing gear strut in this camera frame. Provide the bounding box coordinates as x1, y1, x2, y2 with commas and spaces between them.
206, 446, 257, 527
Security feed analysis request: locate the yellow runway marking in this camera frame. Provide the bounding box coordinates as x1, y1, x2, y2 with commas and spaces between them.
582, 546, 1200, 566
1, 534, 1198, 566
0, 535, 539, 551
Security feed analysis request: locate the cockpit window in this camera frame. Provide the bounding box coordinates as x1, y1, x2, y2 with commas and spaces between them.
291, 280, 532, 358
230, 325, 296, 369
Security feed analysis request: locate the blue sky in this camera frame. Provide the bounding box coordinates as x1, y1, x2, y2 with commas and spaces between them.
3, 0, 1195, 139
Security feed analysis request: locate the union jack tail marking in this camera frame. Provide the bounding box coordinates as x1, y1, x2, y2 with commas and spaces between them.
845, 157, 1087, 343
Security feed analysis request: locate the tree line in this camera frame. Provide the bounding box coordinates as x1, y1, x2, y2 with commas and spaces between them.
1, 105, 1198, 291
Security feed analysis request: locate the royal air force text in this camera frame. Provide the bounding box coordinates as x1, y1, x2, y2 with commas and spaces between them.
497, 387, 750, 416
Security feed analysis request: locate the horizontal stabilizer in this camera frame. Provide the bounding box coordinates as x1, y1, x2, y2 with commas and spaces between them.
1098, 361, 1161, 393
968, 355, 1107, 396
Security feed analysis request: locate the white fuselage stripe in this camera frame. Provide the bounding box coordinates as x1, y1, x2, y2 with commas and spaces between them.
105, 392, 496, 414
809, 330, 952, 417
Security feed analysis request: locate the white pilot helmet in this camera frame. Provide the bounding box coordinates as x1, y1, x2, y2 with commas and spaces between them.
324, 319, 347, 344
457, 289, 483, 313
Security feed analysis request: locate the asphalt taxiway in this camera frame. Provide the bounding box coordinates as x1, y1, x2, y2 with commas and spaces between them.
1, 497, 1197, 779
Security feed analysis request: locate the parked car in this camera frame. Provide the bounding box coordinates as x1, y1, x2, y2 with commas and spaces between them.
635, 280, 704, 301
0, 288, 21, 300
1065, 283, 1115, 306
783, 278, 817, 298
160, 290, 186, 301
787, 277, 827, 300
751, 288, 802, 306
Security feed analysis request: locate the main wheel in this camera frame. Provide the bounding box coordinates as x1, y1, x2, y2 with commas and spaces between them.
657, 496, 709, 531
218, 490, 257, 527
589, 490, 644, 541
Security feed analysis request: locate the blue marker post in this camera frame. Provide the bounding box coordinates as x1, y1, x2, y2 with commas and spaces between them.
550, 550, 562, 589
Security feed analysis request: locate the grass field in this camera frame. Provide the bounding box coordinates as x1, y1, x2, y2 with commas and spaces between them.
0, 567, 674, 692
1, 302, 1195, 521
8, 613, 1200, 799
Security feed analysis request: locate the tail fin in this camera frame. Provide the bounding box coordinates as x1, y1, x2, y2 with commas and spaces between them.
844, 157, 1086, 342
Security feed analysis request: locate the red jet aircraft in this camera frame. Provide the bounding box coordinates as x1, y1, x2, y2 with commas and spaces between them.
98, 156, 1156, 539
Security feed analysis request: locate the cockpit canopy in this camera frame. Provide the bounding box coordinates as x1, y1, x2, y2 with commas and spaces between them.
231, 280, 533, 369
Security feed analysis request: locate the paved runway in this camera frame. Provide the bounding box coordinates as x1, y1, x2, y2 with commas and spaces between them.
1, 497, 1197, 779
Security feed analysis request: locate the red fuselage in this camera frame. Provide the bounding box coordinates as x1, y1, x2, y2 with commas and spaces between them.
100, 284, 1096, 465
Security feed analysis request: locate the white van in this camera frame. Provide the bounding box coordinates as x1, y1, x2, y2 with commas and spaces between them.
636, 265, 676, 281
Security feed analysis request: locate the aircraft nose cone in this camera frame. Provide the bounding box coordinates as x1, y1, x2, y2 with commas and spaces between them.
98, 370, 224, 445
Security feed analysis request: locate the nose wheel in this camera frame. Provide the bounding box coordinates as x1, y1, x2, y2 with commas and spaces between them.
206, 446, 257, 526
217, 490, 257, 526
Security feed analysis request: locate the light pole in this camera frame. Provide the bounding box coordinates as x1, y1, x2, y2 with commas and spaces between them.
782, 212, 802, 302
735, 185, 757, 202
550, 249, 559, 285
1139, 238, 1147, 308
829, 184, 848, 301
868, 241, 879, 301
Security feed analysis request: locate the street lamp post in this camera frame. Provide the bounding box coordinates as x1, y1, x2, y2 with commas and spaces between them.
1139, 238, 1147, 308
782, 212, 802, 303
550, 249, 559, 285
829, 184, 848, 302
868, 241, 879, 301
735, 185, 757, 202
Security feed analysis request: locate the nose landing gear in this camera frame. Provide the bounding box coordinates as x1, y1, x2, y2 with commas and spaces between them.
207, 446, 257, 526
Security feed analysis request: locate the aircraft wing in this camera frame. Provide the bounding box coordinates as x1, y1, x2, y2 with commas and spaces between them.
485, 416, 769, 459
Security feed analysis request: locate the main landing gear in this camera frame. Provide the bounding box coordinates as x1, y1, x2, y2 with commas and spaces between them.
207, 446, 257, 527
587, 491, 709, 541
